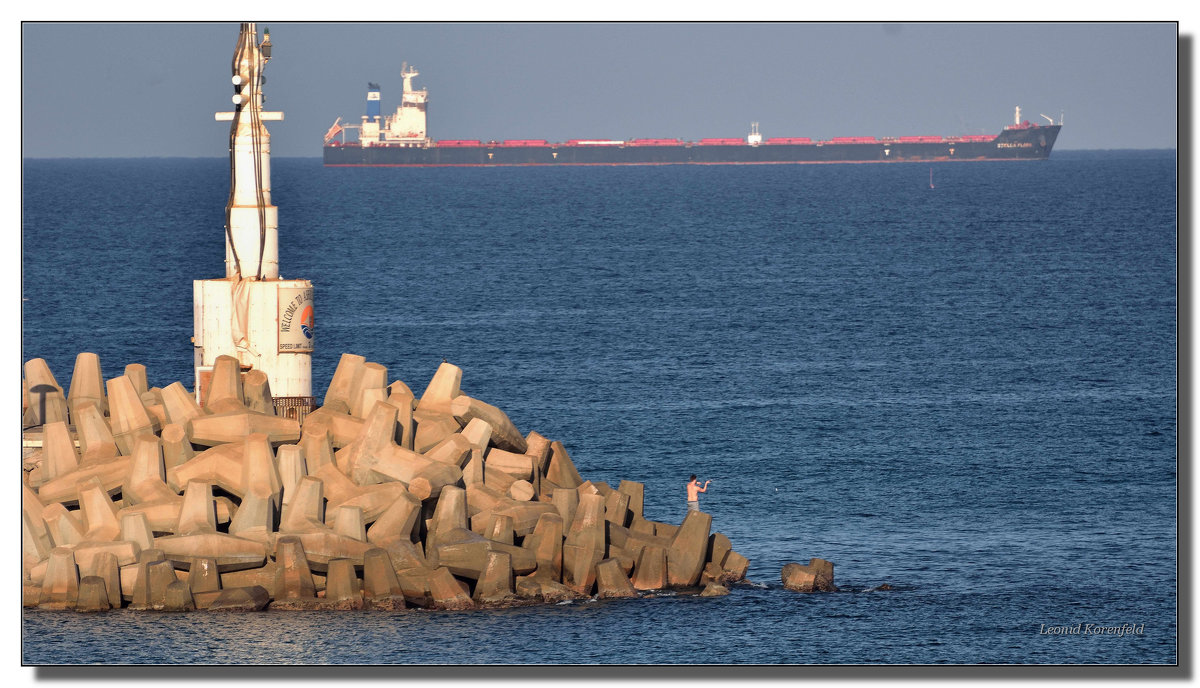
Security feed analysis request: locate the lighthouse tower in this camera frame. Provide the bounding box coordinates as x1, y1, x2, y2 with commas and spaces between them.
193, 23, 314, 417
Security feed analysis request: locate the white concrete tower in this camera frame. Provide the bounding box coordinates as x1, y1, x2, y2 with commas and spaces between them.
220, 23, 279, 280
193, 23, 314, 416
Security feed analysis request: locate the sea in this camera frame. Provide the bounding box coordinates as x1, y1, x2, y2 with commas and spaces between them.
19, 151, 1178, 668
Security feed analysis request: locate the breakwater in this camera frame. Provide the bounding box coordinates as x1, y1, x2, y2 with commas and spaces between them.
22, 352, 749, 611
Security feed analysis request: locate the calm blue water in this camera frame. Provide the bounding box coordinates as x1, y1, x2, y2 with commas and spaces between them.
21, 151, 1177, 664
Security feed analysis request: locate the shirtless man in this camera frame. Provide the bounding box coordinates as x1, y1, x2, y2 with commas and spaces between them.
686, 475, 710, 512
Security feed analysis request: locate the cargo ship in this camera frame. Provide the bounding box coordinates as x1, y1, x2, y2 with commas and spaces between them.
322, 65, 1062, 167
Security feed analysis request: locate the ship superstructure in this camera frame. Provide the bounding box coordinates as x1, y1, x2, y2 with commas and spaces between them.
327, 63, 429, 148
324, 68, 1061, 166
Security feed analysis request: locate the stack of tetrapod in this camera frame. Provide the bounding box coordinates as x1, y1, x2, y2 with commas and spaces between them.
21, 353, 750, 611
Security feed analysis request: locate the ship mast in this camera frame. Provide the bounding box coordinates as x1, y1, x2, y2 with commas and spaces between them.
401, 62, 418, 94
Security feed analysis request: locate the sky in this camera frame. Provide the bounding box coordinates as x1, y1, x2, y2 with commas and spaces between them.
18, 21, 1181, 157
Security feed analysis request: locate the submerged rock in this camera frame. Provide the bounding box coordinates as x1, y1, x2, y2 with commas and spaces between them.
781, 558, 839, 593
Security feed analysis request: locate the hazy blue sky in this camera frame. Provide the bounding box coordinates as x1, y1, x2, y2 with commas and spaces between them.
21, 22, 1179, 157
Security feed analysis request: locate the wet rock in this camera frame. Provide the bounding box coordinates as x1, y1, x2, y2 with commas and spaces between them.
781, 558, 838, 592
208, 585, 270, 611
720, 550, 750, 583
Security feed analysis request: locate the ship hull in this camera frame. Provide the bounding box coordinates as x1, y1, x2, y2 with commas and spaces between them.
324, 125, 1060, 167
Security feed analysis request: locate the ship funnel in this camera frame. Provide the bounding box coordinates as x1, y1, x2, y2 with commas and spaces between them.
366, 83, 382, 121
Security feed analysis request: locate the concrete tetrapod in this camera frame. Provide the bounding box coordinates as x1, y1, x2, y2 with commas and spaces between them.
205, 356, 244, 410
123, 434, 177, 506
434, 527, 537, 580
361, 548, 407, 610
416, 362, 462, 415
160, 423, 195, 472
427, 566, 474, 610
280, 528, 377, 573
324, 558, 364, 609
366, 490, 422, 546
666, 510, 713, 588
424, 434, 473, 469
314, 463, 415, 526
595, 558, 638, 599
271, 535, 320, 609
76, 575, 112, 612
524, 512, 564, 582
631, 545, 667, 591
389, 388, 417, 451
107, 375, 158, 455
162, 580, 196, 611
302, 408, 364, 451
241, 433, 284, 508
21, 353, 762, 612
721, 551, 751, 583
37, 453, 132, 507
22, 487, 52, 570
412, 410, 462, 454
349, 362, 388, 419
119, 512, 154, 552
155, 482, 268, 572
41, 421, 79, 484
39, 547, 80, 610
125, 363, 149, 397
160, 381, 205, 427
562, 493, 606, 595
323, 353, 366, 414
188, 557, 222, 595
188, 407, 300, 448
449, 394, 527, 454
545, 441, 584, 489
80, 551, 122, 611
129, 559, 181, 611
68, 352, 107, 420
241, 370, 274, 416
74, 402, 120, 463
38, 505, 82, 555
473, 550, 517, 606
276, 444, 308, 508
